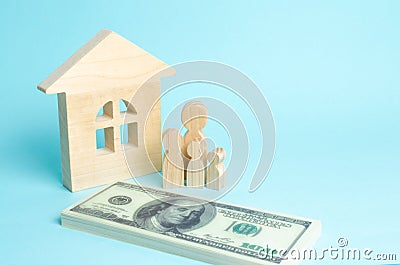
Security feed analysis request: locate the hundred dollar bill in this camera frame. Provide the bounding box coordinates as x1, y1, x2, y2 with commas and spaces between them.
61, 182, 321, 265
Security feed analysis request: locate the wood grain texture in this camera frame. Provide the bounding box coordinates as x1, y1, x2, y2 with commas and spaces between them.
38, 30, 175, 191
38, 29, 175, 94
162, 129, 184, 188
181, 101, 208, 159
186, 140, 207, 188
206, 148, 226, 190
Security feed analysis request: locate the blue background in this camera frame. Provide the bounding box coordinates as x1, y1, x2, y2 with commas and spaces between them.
1, 1, 399, 264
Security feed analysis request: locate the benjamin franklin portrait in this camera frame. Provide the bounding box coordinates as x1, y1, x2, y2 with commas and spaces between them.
134, 197, 216, 234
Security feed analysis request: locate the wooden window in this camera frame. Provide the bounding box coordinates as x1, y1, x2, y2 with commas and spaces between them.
119, 99, 137, 115
96, 101, 113, 121
96, 127, 115, 155
120, 123, 138, 149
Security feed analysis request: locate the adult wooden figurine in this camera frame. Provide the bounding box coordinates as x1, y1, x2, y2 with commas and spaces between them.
162, 128, 184, 188
186, 140, 207, 188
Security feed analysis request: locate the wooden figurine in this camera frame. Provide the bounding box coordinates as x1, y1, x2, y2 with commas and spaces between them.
186, 140, 207, 188
181, 101, 208, 160
162, 129, 184, 188
37, 29, 175, 192
161, 101, 227, 190
206, 148, 226, 190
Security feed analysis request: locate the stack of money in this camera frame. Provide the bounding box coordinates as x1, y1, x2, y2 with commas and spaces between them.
62, 182, 321, 265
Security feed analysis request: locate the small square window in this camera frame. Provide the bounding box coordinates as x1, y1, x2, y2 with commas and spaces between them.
96, 127, 115, 155
120, 123, 138, 149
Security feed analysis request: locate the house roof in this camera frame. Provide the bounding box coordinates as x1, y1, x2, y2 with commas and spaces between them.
38, 29, 175, 95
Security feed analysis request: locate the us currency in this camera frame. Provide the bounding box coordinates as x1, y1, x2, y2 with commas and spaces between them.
61, 182, 321, 265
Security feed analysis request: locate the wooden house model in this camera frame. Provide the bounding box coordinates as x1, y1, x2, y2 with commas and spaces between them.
38, 29, 175, 192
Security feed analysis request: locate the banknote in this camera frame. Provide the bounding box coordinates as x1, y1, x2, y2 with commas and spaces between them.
61, 182, 321, 265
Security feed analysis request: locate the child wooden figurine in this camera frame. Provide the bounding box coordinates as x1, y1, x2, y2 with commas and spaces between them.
206, 148, 226, 190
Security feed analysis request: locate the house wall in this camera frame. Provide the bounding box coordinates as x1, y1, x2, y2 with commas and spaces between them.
61, 82, 161, 191
57, 93, 72, 190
